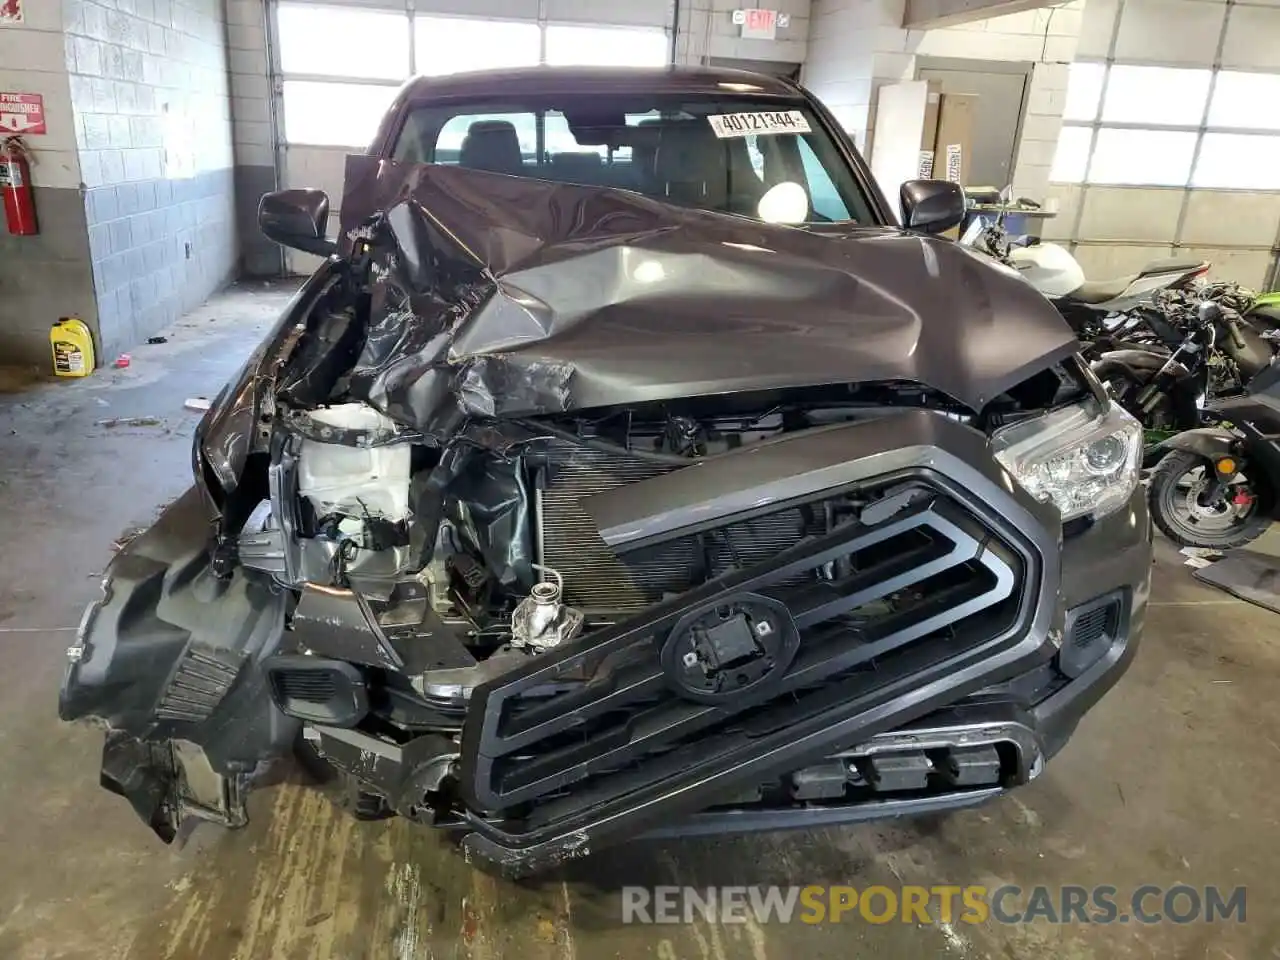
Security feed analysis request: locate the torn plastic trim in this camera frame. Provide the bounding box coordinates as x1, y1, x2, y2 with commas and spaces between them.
195, 265, 344, 497
280, 404, 424, 448
100, 737, 250, 844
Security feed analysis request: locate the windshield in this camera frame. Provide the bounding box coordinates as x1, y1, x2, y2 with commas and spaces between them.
390, 94, 875, 225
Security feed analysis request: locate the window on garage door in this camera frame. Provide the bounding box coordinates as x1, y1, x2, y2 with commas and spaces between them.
276, 8, 671, 150
1051, 61, 1280, 190
277, 3, 409, 149
414, 17, 541, 76
544, 25, 670, 68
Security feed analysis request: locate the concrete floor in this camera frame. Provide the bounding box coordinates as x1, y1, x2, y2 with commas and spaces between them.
1, 283, 1278, 960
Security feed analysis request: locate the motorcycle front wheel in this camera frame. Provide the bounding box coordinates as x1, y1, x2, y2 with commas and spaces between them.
1147, 450, 1271, 549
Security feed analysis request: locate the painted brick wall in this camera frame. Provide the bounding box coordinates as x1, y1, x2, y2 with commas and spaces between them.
225, 0, 276, 277
0, 1, 97, 367
63, 0, 237, 359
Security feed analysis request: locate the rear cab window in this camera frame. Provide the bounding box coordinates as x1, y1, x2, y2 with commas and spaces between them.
390, 93, 875, 226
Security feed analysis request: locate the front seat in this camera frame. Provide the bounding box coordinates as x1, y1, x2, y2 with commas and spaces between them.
459, 120, 524, 175
655, 122, 729, 210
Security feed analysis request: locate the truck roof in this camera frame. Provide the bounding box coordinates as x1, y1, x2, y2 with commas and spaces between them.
397, 65, 801, 104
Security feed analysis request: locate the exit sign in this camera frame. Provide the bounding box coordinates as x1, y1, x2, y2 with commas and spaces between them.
732, 9, 791, 41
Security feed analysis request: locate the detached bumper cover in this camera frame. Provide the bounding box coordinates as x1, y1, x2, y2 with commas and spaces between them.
58, 487, 299, 840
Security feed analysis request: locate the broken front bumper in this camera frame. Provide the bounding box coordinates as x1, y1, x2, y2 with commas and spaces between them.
58, 412, 1149, 873
59, 485, 300, 839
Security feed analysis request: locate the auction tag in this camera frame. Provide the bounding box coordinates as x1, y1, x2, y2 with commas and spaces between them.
945, 143, 963, 182
707, 110, 811, 139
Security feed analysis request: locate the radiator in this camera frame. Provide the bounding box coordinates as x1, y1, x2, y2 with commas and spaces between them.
538, 439, 807, 614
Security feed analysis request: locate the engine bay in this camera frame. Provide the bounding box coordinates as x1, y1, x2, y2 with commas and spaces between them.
221, 278, 1090, 755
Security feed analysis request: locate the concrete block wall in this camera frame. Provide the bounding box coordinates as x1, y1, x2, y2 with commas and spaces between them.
803, 0, 1082, 198
0, 2, 97, 367
225, 0, 277, 276
677, 0, 810, 67
63, 0, 237, 359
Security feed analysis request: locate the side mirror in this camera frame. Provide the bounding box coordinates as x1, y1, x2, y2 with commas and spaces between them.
900, 180, 967, 235
258, 189, 337, 256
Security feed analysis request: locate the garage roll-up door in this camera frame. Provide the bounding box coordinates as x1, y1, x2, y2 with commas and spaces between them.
272, 0, 674, 273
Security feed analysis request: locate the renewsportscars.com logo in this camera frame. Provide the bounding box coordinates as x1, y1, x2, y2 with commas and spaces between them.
620, 885, 1247, 926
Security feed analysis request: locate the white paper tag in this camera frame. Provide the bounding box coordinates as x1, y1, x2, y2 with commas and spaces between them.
918, 150, 934, 178
707, 111, 812, 139
945, 143, 963, 182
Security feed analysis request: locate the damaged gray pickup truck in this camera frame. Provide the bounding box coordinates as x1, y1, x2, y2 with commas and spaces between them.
60, 66, 1151, 875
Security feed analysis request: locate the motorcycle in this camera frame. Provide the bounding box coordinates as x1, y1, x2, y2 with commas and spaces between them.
1092, 288, 1280, 435
958, 192, 1210, 343
1092, 302, 1217, 440
1146, 348, 1280, 550
1250, 289, 1280, 330
1145, 282, 1278, 396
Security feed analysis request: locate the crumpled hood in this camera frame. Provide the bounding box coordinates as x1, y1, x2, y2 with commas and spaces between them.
336, 158, 1077, 431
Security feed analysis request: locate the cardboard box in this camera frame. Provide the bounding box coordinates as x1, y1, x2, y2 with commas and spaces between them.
917, 82, 941, 179
931, 92, 976, 186
870, 80, 942, 201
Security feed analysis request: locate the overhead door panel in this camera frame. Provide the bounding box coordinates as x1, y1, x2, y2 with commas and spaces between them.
273, 0, 673, 274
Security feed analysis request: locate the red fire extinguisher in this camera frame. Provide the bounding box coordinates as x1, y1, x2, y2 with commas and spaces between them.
1, 136, 38, 236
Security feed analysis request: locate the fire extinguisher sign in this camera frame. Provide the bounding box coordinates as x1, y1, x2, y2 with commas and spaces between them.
0, 93, 46, 135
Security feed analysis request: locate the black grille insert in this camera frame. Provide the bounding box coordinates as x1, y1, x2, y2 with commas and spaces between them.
464, 477, 1035, 817
1071, 606, 1113, 649
266, 656, 367, 726
1059, 591, 1127, 678
275, 670, 338, 703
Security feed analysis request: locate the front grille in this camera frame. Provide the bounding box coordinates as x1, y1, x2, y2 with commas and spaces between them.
466, 473, 1035, 818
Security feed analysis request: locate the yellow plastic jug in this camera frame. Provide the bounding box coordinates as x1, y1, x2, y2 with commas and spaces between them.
50, 317, 95, 377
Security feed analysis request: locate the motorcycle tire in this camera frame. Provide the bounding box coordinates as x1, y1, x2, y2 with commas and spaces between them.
1147, 450, 1271, 550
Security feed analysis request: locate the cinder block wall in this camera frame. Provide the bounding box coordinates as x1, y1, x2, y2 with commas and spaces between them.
225, 0, 277, 277
803, 0, 1083, 200
0, 2, 97, 368
63, 0, 237, 359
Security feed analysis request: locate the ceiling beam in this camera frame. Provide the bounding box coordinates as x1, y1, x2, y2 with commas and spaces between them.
903, 0, 1057, 30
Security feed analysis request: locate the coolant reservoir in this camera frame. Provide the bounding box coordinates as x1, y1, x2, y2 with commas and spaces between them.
297, 404, 411, 522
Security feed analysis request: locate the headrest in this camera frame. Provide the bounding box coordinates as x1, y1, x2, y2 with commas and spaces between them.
654, 122, 728, 207
459, 120, 524, 175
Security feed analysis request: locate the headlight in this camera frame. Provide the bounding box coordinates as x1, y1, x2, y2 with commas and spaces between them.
992, 401, 1141, 522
